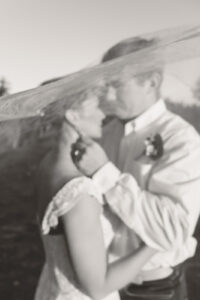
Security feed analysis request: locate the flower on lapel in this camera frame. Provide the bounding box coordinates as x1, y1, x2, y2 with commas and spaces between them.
144, 133, 164, 160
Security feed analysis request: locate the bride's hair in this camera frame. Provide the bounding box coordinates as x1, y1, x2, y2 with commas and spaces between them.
42, 82, 104, 133
50, 84, 103, 144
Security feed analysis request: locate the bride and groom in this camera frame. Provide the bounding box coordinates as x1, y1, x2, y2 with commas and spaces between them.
34, 36, 200, 300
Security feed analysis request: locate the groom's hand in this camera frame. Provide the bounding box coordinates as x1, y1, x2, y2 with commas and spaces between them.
75, 138, 109, 177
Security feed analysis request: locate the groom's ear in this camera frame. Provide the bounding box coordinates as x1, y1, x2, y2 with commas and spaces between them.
65, 110, 80, 126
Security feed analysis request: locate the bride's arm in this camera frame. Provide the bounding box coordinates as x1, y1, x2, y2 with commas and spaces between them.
62, 194, 156, 300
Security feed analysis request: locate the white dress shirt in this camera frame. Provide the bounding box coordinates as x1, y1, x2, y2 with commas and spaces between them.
93, 99, 200, 270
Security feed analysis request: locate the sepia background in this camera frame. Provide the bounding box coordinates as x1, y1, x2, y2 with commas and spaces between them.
0, 1, 200, 299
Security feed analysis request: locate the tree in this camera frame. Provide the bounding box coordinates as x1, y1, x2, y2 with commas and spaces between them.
0, 78, 9, 97
193, 77, 200, 101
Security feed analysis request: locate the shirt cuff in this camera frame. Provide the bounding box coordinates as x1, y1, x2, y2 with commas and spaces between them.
92, 162, 121, 194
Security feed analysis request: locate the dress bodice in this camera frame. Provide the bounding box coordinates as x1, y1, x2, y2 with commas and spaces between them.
35, 177, 119, 300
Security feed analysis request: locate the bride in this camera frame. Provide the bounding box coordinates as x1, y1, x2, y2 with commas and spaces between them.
34, 88, 156, 300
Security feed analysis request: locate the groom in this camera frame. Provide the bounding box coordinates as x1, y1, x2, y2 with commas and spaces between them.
75, 37, 200, 300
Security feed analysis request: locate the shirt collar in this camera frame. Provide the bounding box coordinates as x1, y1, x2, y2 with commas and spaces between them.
124, 99, 166, 136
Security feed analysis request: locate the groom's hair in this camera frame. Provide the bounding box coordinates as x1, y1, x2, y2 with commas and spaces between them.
101, 37, 163, 86
102, 37, 157, 62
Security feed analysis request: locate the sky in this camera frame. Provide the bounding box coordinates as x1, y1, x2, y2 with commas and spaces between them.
0, 0, 200, 94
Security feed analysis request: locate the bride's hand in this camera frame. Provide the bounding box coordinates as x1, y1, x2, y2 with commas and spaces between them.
72, 137, 109, 177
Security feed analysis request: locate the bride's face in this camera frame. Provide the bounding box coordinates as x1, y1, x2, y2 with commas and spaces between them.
74, 96, 105, 139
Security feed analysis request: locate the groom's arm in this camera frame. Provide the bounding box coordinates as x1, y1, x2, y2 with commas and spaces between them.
77, 137, 200, 252
93, 160, 197, 252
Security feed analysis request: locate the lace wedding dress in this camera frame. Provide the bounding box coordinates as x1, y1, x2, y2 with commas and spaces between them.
34, 177, 120, 300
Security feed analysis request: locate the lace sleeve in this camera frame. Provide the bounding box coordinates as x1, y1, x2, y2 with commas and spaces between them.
41, 176, 103, 235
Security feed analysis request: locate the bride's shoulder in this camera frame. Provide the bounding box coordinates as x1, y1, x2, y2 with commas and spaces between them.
56, 176, 102, 200
41, 176, 103, 235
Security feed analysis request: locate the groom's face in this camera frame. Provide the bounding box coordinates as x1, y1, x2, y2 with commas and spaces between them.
104, 76, 149, 120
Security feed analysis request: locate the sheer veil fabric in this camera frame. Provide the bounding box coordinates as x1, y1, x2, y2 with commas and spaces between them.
0, 25, 199, 156
0, 25, 200, 122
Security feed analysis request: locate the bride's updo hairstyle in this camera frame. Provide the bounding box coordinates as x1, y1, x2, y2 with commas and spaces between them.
42, 78, 104, 124
50, 84, 105, 142
64, 85, 103, 121
38, 76, 105, 146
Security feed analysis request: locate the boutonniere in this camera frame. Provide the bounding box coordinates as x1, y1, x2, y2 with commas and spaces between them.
144, 133, 164, 160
